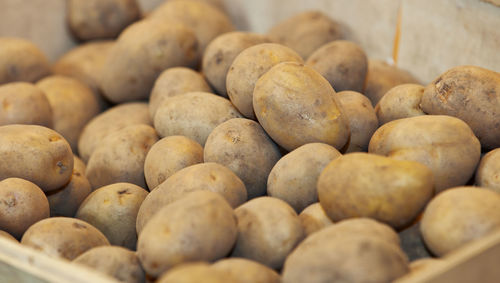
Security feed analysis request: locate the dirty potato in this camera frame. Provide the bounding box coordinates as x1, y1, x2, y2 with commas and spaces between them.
375, 84, 426, 125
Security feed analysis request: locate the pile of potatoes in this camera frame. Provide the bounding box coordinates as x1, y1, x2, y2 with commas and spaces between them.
1, 0, 500, 282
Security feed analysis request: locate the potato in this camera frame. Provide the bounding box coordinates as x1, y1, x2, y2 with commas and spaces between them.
76, 183, 148, 250
137, 191, 237, 277
149, 68, 212, 119
0, 82, 52, 127
86, 125, 158, 189
231, 197, 303, 269
420, 187, 500, 256
136, 162, 246, 233
0, 230, 17, 242
226, 43, 303, 119
144, 136, 203, 190
306, 40, 367, 92
212, 258, 281, 283
100, 20, 198, 103
253, 62, 350, 151
476, 148, 500, 193
363, 59, 419, 105
0, 178, 49, 239
268, 11, 344, 59
337, 90, 378, 152
282, 235, 409, 283
202, 32, 271, 97
21, 217, 110, 260
156, 263, 234, 283
36, 76, 100, 152
154, 92, 242, 146
204, 118, 282, 198
318, 153, 434, 229
78, 102, 151, 163
298, 203, 333, 237
73, 246, 145, 283
375, 84, 426, 125
0, 37, 50, 84
267, 143, 341, 212
47, 156, 92, 217
67, 0, 140, 41
0, 125, 74, 192
368, 115, 481, 192
421, 66, 500, 150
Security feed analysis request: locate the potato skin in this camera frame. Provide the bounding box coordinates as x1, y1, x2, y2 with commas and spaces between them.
0, 125, 74, 192
156, 263, 235, 283
421, 66, 500, 150
318, 153, 434, 229
0, 230, 17, 242
298, 203, 333, 237
369, 115, 481, 192
375, 84, 426, 125
476, 148, 500, 193
0, 82, 52, 127
212, 258, 281, 283
253, 62, 350, 151
0, 178, 49, 239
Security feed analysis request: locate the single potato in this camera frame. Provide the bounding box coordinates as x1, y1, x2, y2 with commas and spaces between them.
212, 258, 281, 283
476, 148, 500, 193
156, 263, 235, 283
298, 203, 334, 237
375, 84, 426, 125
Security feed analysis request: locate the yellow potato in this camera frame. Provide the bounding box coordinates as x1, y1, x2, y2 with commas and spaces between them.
212, 258, 281, 283
156, 262, 235, 283
476, 148, 500, 193
375, 84, 426, 125
298, 203, 333, 237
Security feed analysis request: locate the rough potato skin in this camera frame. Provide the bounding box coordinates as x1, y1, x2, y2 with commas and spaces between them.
226, 43, 303, 119
0, 125, 74, 192
476, 148, 500, 193
0, 82, 52, 127
0, 37, 50, 84
421, 66, 500, 150
375, 84, 426, 125
0, 178, 49, 239
306, 40, 368, 92
204, 118, 282, 199
253, 62, 350, 151
157, 263, 236, 283
73, 246, 145, 283
202, 32, 271, 97
137, 191, 237, 277
21, 217, 110, 260
298, 203, 334, 237
267, 143, 341, 212
318, 153, 434, 229
212, 258, 281, 283
368, 115, 481, 192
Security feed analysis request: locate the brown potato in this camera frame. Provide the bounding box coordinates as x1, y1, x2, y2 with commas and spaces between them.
144, 136, 204, 190
154, 92, 242, 146
369, 115, 481, 192
0, 82, 52, 127
204, 118, 282, 198
298, 203, 334, 237
318, 153, 434, 229
226, 43, 303, 119
0, 125, 74, 192
202, 32, 271, 97
476, 148, 500, 193
421, 65, 500, 150
267, 143, 341, 212
0, 37, 50, 84
420, 187, 500, 256
156, 263, 235, 283
253, 62, 350, 151
212, 258, 281, 283
0, 178, 49, 239
306, 40, 367, 92
375, 84, 426, 125
21, 217, 110, 260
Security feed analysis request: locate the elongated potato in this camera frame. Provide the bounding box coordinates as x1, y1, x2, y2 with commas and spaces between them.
476, 148, 500, 193
298, 203, 334, 237
375, 84, 426, 125
212, 258, 281, 283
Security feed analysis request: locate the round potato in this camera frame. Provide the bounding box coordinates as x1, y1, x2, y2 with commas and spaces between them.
268, 11, 344, 59
21, 217, 110, 260
368, 115, 481, 192
0, 230, 17, 242
137, 191, 237, 277
154, 92, 242, 146
267, 143, 341, 212
421, 66, 500, 150
298, 203, 334, 237
306, 40, 367, 92
0, 82, 52, 127
212, 258, 281, 283
375, 84, 426, 125
226, 43, 303, 119
73, 246, 145, 283
337, 90, 378, 152
420, 187, 500, 256
318, 153, 434, 229
156, 263, 235, 283
253, 62, 350, 151
144, 136, 204, 190
86, 124, 158, 189
0, 178, 49, 239
231, 197, 304, 269
476, 148, 500, 193
202, 32, 271, 97
0, 125, 74, 192
204, 118, 282, 199
0, 37, 50, 84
